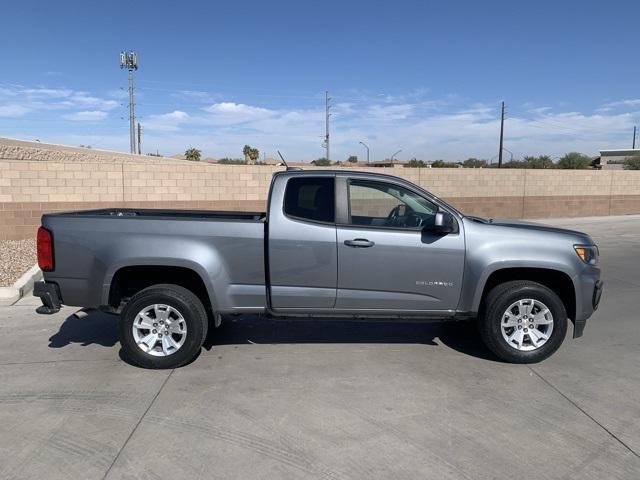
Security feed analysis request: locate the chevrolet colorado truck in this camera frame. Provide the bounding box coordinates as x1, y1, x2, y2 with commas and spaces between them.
34, 169, 603, 368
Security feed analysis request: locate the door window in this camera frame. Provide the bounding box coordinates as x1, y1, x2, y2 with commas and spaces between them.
348, 179, 437, 229
284, 177, 335, 223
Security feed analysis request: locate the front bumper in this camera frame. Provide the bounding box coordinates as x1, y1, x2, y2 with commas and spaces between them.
592, 280, 603, 310
33, 281, 62, 314
573, 267, 603, 338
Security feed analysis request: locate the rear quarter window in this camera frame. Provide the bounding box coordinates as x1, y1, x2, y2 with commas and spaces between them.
283, 177, 335, 223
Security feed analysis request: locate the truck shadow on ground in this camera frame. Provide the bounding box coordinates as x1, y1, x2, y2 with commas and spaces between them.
203, 316, 496, 361
48, 311, 497, 363
48, 311, 118, 348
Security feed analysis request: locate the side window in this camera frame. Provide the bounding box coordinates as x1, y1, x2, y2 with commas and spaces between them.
348, 179, 437, 229
284, 177, 335, 223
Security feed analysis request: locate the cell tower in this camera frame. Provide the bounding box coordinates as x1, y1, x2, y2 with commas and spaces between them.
322, 91, 331, 162
119, 51, 138, 154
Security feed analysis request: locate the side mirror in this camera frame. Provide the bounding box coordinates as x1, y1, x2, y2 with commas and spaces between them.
431, 211, 456, 234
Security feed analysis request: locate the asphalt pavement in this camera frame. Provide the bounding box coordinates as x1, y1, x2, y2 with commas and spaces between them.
0, 215, 638, 479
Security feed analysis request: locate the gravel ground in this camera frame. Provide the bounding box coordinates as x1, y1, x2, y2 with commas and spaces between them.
0, 239, 36, 287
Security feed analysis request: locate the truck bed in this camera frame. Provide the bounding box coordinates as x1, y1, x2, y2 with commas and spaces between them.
52, 208, 266, 221
40, 209, 267, 311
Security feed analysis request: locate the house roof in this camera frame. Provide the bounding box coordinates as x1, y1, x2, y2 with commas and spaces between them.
600, 149, 640, 156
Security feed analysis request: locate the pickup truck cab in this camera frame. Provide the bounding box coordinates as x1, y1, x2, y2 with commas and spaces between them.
34, 169, 603, 368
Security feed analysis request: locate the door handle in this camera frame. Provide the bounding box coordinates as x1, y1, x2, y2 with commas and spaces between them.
344, 238, 375, 248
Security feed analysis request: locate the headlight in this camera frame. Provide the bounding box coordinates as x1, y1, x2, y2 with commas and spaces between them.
574, 245, 599, 265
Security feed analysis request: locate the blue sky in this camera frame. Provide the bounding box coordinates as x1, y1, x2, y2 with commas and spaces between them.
1, 0, 639, 161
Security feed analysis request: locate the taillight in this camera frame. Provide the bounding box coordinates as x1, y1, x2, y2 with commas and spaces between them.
37, 227, 54, 271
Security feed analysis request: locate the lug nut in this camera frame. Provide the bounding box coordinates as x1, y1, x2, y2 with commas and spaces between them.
152, 329, 157, 333
158, 333, 163, 338
153, 323, 157, 327
518, 325, 522, 330
518, 319, 522, 323
524, 328, 528, 332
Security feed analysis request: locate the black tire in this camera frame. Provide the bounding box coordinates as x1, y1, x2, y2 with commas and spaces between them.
119, 284, 208, 369
479, 281, 567, 363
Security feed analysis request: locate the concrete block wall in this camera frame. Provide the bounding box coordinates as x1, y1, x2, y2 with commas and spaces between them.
2, 159, 640, 240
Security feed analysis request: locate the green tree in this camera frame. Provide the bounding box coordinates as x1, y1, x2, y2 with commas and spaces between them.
347, 155, 358, 163
463, 158, 487, 168
623, 154, 640, 170
499, 159, 526, 168
184, 147, 201, 162
311, 157, 331, 166
431, 160, 460, 168
557, 152, 591, 169
405, 159, 427, 168
522, 155, 555, 169
242, 145, 260, 164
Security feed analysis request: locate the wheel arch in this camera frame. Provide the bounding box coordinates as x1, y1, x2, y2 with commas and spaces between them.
106, 264, 215, 315
475, 267, 576, 322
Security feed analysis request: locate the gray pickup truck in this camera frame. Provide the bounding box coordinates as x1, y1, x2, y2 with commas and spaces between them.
34, 169, 602, 368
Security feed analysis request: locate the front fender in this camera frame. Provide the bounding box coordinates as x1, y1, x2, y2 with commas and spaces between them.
463, 260, 577, 314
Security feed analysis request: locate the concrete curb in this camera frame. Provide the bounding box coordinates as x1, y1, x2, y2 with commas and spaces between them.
0, 264, 42, 306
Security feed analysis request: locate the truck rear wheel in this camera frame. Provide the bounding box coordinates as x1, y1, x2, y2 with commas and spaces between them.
119, 284, 208, 369
479, 281, 567, 363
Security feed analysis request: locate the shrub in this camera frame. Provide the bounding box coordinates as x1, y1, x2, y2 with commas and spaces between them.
404, 159, 427, 168
623, 154, 640, 170
463, 158, 487, 168
557, 152, 591, 169
431, 160, 460, 168
218, 158, 246, 165
311, 157, 331, 166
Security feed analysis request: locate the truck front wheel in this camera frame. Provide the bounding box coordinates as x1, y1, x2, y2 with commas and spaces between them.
479, 281, 567, 363
119, 284, 208, 369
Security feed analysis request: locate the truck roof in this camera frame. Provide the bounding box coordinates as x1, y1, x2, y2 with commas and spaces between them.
274, 168, 410, 182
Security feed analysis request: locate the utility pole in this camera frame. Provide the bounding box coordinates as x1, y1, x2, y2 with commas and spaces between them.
137, 122, 142, 155
120, 51, 138, 154
498, 101, 505, 168
324, 91, 331, 162
633, 126, 637, 149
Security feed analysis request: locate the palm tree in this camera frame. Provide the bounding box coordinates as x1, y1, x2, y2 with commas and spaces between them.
185, 148, 201, 162
243, 145, 259, 164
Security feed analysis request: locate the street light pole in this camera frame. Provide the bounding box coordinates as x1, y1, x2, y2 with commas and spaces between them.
390, 149, 402, 161
359, 141, 370, 163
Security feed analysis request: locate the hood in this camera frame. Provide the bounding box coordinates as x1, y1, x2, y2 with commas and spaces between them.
464, 216, 592, 241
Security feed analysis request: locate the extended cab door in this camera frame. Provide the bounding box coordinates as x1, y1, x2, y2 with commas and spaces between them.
267, 174, 337, 310
335, 176, 465, 313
